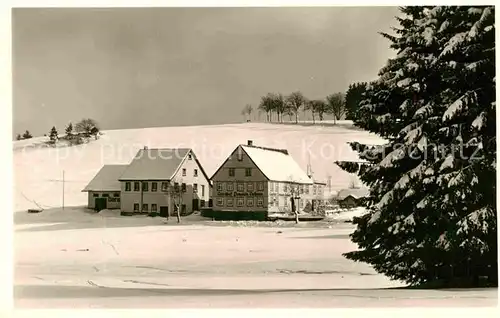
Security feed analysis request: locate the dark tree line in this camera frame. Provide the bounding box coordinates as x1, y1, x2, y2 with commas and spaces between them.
241, 84, 370, 124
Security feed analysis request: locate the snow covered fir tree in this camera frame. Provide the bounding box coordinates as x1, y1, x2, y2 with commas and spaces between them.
336, 6, 496, 287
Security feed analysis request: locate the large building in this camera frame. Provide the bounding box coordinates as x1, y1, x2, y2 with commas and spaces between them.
210, 140, 324, 218
82, 164, 129, 210
118, 148, 212, 216
82, 147, 212, 216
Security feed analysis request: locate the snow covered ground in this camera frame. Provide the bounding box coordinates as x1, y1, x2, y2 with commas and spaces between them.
13, 123, 497, 308
14, 207, 497, 308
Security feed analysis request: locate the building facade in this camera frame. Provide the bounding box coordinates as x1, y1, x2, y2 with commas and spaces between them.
210, 141, 315, 217
118, 148, 212, 216
82, 165, 129, 211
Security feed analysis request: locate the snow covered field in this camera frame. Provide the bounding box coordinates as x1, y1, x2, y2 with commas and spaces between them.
13, 123, 497, 308
14, 122, 384, 212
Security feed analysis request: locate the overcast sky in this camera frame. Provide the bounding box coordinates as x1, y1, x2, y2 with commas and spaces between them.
13, 7, 399, 136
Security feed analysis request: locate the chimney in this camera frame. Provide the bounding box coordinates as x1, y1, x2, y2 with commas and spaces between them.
144, 146, 148, 150
247, 140, 253, 146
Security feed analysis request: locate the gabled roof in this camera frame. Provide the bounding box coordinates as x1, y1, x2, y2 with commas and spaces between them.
118, 148, 212, 185
118, 148, 190, 181
241, 145, 313, 184
337, 187, 370, 200
82, 165, 129, 192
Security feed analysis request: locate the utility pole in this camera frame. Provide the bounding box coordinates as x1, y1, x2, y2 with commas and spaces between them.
327, 175, 332, 193
62, 170, 65, 210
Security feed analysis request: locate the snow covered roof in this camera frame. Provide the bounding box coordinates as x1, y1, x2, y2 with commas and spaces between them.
241, 145, 313, 184
82, 165, 129, 192
118, 148, 191, 181
337, 187, 370, 200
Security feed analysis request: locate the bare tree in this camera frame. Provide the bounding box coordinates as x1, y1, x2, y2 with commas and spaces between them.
75, 118, 99, 138
286, 91, 306, 124
170, 181, 184, 223
284, 177, 302, 224
304, 99, 318, 124
312, 100, 328, 121
326, 93, 346, 124
241, 104, 254, 122
268, 93, 286, 123
259, 94, 275, 122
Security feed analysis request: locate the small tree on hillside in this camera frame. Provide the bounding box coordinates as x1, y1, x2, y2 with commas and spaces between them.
259, 94, 275, 122
272, 93, 287, 123
22, 130, 32, 139
309, 100, 328, 122
304, 99, 316, 124
16, 134, 22, 141
75, 118, 99, 138
241, 104, 254, 122
286, 91, 306, 124
326, 92, 346, 124
65, 122, 73, 137
49, 126, 58, 144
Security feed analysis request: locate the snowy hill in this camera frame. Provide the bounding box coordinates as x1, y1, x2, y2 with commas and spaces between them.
13, 122, 385, 212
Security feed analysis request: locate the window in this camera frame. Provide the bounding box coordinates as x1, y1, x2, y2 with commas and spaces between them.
200, 200, 205, 207
201, 185, 205, 196
216, 198, 224, 206
193, 183, 198, 193
227, 198, 234, 207
113, 193, 120, 197
174, 182, 180, 192
305, 185, 310, 194
274, 182, 278, 192
188, 153, 192, 160
161, 181, 169, 192
134, 203, 139, 212
313, 186, 317, 195
217, 182, 223, 192
93, 193, 99, 197
247, 182, 254, 191
134, 182, 140, 191
247, 198, 254, 207
151, 182, 157, 192
102, 193, 109, 197
257, 198, 264, 207
142, 182, 148, 192
142, 204, 148, 212
237, 183, 244, 192
125, 182, 131, 191
258, 182, 265, 191
182, 168, 186, 176
227, 183, 234, 191
229, 168, 235, 177
236, 198, 244, 207
181, 183, 186, 192
245, 168, 252, 177
152, 204, 158, 212
194, 169, 198, 177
